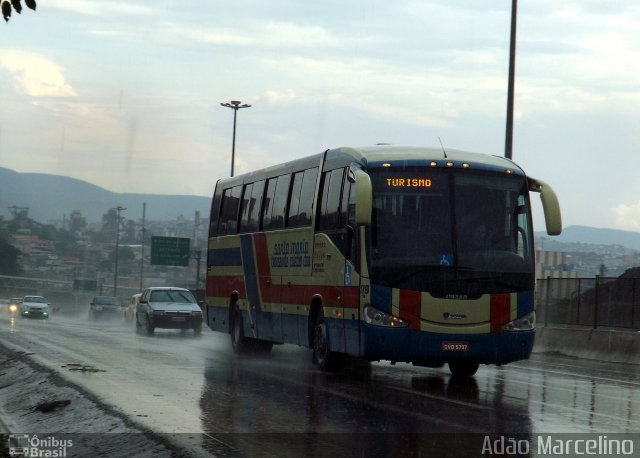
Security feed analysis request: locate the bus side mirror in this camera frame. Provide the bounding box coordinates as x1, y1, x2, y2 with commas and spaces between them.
529, 177, 562, 236
353, 169, 372, 226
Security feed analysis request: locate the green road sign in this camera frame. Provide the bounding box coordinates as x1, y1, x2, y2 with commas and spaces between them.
150, 236, 190, 267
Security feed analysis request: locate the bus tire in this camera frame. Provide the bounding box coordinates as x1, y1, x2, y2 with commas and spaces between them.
312, 309, 345, 372
448, 361, 480, 378
230, 307, 249, 354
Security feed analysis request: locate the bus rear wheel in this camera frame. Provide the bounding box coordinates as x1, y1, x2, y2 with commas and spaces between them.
448, 361, 480, 378
312, 310, 345, 372
230, 307, 249, 354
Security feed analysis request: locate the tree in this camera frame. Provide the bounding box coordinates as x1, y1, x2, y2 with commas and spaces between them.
0, 236, 22, 275
3, 0, 36, 23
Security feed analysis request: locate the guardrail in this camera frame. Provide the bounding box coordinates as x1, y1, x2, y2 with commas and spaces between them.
536, 276, 640, 329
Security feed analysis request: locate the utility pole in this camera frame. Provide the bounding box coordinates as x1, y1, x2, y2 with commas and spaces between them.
220, 100, 251, 177
139, 202, 146, 291
112, 206, 126, 296
192, 210, 202, 291
505, 0, 517, 160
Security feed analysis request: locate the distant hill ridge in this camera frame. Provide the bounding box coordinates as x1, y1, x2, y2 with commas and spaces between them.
0, 167, 210, 223
537, 225, 640, 252
3, 167, 640, 251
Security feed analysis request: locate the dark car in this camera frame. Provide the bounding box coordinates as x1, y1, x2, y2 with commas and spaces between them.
89, 296, 124, 320
135, 287, 203, 336
7, 297, 22, 316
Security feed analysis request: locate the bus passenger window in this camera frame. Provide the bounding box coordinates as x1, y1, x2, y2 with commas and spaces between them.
287, 171, 304, 227
266, 174, 291, 230
247, 180, 265, 231
288, 167, 318, 227
238, 183, 254, 233
262, 178, 277, 229
219, 185, 242, 235
298, 167, 318, 226
319, 168, 345, 230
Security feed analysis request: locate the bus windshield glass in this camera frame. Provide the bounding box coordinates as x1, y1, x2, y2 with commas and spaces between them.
366, 167, 535, 295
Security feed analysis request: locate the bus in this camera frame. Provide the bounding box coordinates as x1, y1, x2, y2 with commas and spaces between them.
205, 145, 561, 377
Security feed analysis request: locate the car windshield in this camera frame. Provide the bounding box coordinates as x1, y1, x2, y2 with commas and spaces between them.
23, 296, 46, 303
149, 290, 196, 303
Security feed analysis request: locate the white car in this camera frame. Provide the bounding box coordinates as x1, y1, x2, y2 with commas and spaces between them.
135, 287, 202, 335
20, 295, 50, 319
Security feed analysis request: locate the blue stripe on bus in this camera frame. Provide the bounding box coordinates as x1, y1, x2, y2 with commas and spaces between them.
209, 247, 242, 266
240, 234, 261, 309
517, 290, 534, 316
371, 284, 392, 314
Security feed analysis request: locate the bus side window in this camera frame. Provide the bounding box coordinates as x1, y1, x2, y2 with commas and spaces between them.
238, 183, 254, 233
288, 167, 318, 228
265, 174, 291, 230
262, 177, 277, 230
219, 185, 242, 235
287, 171, 304, 227
319, 168, 345, 230
247, 180, 265, 232
298, 168, 318, 226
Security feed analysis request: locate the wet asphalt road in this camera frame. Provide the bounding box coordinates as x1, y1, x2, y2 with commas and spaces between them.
1, 314, 639, 456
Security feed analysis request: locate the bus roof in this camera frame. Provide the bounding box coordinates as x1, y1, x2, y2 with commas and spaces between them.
334, 145, 523, 173
217, 145, 524, 189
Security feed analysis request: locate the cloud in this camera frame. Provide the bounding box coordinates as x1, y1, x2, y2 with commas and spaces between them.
613, 202, 640, 231
51, 0, 154, 16
0, 51, 76, 97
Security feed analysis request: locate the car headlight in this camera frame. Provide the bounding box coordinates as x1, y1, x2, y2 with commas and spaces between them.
502, 311, 535, 331
364, 305, 408, 328
9, 305, 17, 313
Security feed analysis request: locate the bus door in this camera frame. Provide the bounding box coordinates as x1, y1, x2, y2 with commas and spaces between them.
250, 232, 283, 343
316, 167, 360, 354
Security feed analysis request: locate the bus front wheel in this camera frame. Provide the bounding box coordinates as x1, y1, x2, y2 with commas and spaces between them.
312, 310, 345, 372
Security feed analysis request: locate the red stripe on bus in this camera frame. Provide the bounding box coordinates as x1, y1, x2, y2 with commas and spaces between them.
253, 233, 271, 278
207, 275, 247, 299
208, 275, 359, 309
490, 293, 511, 333
399, 289, 421, 330
253, 233, 277, 303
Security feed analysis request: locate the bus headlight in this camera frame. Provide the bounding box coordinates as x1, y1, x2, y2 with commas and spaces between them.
502, 311, 535, 331
364, 306, 408, 328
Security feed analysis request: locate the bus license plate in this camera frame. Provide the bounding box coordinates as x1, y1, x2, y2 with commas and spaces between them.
442, 341, 469, 352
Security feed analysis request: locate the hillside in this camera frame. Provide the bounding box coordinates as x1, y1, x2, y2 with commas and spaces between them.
537, 225, 640, 252
0, 167, 211, 223
3, 167, 640, 253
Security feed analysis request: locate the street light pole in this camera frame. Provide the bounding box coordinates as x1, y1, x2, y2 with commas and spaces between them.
220, 100, 251, 177
113, 206, 126, 296
505, 0, 518, 160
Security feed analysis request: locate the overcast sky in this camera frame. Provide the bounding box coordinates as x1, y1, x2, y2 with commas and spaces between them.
0, 1, 639, 232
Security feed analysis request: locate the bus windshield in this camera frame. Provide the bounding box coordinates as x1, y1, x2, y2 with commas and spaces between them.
366, 167, 535, 295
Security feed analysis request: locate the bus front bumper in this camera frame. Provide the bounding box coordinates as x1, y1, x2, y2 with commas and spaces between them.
359, 324, 535, 367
